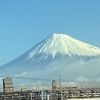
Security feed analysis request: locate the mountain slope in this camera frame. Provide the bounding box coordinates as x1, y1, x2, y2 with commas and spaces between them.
26, 33, 100, 59
1, 33, 100, 82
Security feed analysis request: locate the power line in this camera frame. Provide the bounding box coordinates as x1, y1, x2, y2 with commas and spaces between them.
0, 75, 100, 85
0, 75, 75, 82
0, 75, 60, 82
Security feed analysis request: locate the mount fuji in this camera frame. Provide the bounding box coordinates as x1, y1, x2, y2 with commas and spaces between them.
1, 33, 100, 82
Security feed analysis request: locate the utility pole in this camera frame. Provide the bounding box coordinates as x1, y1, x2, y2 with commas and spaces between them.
30, 93, 32, 100
41, 90, 43, 100
59, 75, 63, 100
47, 93, 50, 100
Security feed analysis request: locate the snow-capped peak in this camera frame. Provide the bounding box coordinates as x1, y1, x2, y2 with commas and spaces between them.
1, 33, 100, 83
27, 33, 100, 59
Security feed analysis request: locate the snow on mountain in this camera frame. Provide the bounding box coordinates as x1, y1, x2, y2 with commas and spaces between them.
27, 33, 100, 59
1, 33, 100, 83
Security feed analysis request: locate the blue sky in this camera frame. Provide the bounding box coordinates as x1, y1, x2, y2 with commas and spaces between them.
0, 0, 100, 66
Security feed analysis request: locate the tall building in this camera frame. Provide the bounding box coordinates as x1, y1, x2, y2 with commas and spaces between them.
3, 77, 14, 92
52, 80, 57, 90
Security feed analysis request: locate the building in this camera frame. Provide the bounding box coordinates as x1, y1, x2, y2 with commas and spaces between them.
3, 77, 14, 92
52, 80, 78, 91
52, 80, 57, 90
